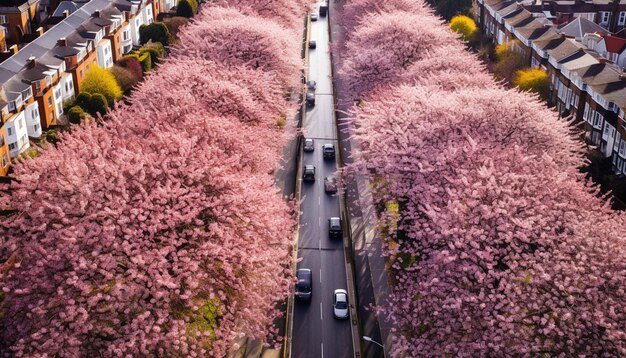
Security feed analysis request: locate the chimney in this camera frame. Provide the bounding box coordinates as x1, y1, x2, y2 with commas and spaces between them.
620, 73, 626, 81
93, 10, 100, 18
63, 10, 70, 18
27, 56, 36, 68
35, 26, 43, 36
57, 37, 67, 47
8, 44, 18, 55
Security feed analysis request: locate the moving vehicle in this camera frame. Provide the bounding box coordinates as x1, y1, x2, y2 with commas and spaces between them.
324, 176, 337, 194
320, 3, 328, 17
304, 138, 314, 152
322, 143, 335, 159
307, 80, 317, 92
303, 165, 316, 182
306, 91, 315, 107
333, 289, 349, 319
296, 269, 312, 301
309, 40, 317, 49
311, 13, 318, 21
328, 217, 342, 238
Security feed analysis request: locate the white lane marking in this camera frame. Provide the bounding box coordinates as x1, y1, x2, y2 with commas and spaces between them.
319, 196, 321, 206
320, 302, 323, 321
319, 239, 322, 250
321, 343, 324, 358
319, 217, 321, 227
320, 269, 322, 283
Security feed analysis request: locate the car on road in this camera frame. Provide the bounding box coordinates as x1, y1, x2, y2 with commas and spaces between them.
320, 3, 328, 17
304, 138, 314, 152
303, 165, 316, 182
328, 217, 342, 238
296, 269, 312, 301
322, 144, 335, 159
309, 40, 317, 49
306, 91, 315, 107
324, 176, 337, 194
307, 80, 317, 92
333, 289, 349, 319
310, 13, 318, 21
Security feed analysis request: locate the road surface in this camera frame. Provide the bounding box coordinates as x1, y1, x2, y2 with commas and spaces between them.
291, 7, 354, 358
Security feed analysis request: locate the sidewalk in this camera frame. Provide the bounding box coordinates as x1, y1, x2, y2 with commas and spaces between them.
328, 1, 399, 357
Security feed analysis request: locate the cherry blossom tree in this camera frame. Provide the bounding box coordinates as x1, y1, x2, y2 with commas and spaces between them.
0, 2, 308, 356
337, 0, 626, 356
207, 0, 310, 29
173, 7, 302, 88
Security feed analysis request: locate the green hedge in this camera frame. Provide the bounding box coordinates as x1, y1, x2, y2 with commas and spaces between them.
124, 52, 152, 72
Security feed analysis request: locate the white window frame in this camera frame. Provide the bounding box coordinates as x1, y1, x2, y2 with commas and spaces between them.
619, 11, 626, 26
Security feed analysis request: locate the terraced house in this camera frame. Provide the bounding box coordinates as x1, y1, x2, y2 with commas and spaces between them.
0, 0, 169, 176
475, 0, 626, 176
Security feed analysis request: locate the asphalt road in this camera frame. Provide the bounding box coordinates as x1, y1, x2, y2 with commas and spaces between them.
291, 7, 354, 358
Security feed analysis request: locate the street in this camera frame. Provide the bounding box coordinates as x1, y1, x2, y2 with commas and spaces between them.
291, 6, 354, 358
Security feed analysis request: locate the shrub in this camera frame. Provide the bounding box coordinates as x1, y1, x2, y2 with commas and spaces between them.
45, 130, 60, 144
139, 42, 165, 65
81, 65, 123, 105
163, 16, 189, 39
187, 0, 198, 13
176, 0, 194, 18
449, 15, 477, 42
68, 106, 86, 124
75, 92, 92, 110
513, 68, 550, 100
89, 93, 108, 115
117, 57, 144, 80
110, 65, 139, 93
494, 42, 526, 82
139, 22, 171, 46
125, 52, 152, 72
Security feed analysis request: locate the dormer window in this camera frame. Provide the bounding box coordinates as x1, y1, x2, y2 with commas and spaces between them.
35, 82, 41, 90
22, 88, 32, 101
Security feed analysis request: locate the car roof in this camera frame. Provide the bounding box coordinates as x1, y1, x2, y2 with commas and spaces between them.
323, 144, 334, 148
305, 138, 313, 142
305, 165, 314, 169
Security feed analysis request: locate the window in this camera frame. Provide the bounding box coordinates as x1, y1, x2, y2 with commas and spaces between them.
620, 140, 626, 157
7, 127, 12, 136
619, 11, 626, 26
50, 111, 54, 120
1, 154, 7, 168
48, 97, 52, 106
600, 11, 611, 24
8, 143, 16, 151
18, 120, 23, 130
0, 15, 7, 24
33, 123, 39, 132
35, 82, 41, 90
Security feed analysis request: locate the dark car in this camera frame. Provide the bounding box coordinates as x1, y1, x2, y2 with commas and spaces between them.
307, 80, 317, 92
304, 138, 314, 152
324, 176, 337, 194
319, 3, 328, 17
309, 40, 317, 49
310, 13, 318, 21
296, 269, 312, 301
329, 217, 342, 238
322, 144, 335, 159
306, 91, 315, 107
303, 165, 316, 182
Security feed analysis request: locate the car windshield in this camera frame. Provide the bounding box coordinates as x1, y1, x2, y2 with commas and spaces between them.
336, 301, 348, 309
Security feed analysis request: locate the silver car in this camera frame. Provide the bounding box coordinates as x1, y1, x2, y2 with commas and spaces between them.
333, 289, 349, 319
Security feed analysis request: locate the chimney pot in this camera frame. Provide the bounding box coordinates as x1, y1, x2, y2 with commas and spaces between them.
27, 56, 36, 68
63, 9, 70, 18
57, 37, 67, 47
93, 10, 100, 17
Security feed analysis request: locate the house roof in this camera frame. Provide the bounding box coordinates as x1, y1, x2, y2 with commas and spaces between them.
560, 51, 599, 72
575, 63, 624, 86
557, 17, 607, 41
51, 1, 83, 17
547, 37, 584, 61
19, 62, 55, 82
514, 19, 552, 41
602, 35, 626, 54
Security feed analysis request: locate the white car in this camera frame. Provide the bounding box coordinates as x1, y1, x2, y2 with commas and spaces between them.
333, 289, 349, 319
311, 13, 319, 21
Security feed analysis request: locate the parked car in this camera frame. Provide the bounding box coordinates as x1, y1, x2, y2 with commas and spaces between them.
303, 165, 316, 182
311, 13, 318, 21
307, 80, 317, 92
322, 144, 335, 159
309, 40, 317, 49
324, 176, 337, 194
304, 138, 314, 152
306, 91, 315, 107
328, 217, 342, 238
333, 289, 349, 319
296, 269, 312, 301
